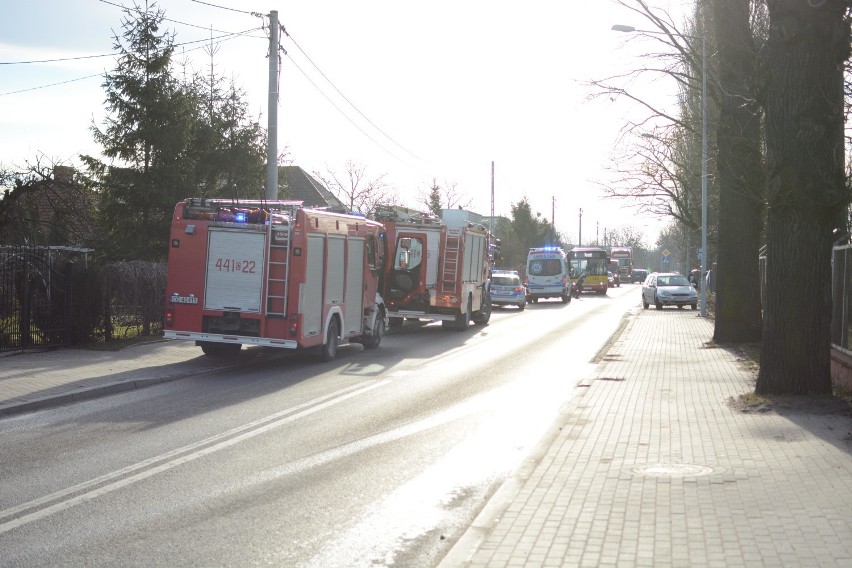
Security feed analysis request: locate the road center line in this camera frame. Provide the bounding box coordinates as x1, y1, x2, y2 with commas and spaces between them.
0, 379, 389, 534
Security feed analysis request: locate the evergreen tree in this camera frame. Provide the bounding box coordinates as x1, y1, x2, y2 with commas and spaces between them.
82, 2, 267, 260
83, 1, 199, 260
510, 198, 555, 251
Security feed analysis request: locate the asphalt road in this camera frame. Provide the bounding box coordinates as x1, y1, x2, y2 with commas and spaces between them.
0, 285, 639, 567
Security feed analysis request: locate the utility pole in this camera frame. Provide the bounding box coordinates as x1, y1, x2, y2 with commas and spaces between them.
266, 10, 279, 200
551, 196, 555, 242
490, 161, 495, 236
579, 208, 583, 246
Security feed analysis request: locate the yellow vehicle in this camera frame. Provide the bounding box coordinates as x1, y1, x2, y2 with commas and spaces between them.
568, 247, 609, 295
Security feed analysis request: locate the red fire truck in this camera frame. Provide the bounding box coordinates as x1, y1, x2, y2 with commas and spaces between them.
373, 206, 492, 330
163, 198, 387, 360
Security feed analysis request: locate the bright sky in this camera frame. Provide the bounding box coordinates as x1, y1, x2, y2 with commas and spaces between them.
0, 0, 690, 246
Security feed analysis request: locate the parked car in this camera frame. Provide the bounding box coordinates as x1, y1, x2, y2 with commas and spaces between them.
631, 269, 649, 284
641, 272, 698, 310
491, 270, 526, 310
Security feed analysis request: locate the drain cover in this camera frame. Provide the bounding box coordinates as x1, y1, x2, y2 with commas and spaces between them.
633, 463, 714, 477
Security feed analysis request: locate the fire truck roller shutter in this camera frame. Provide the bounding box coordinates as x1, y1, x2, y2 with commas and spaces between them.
204, 229, 265, 312
302, 234, 325, 337
344, 238, 365, 336
326, 235, 345, 305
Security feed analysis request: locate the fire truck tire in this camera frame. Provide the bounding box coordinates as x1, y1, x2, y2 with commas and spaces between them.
473, 291, 491, 325
362, 315, 385, 349
321, 318, 340, 361
388, 317, 404, 328
442, 298, 471, 331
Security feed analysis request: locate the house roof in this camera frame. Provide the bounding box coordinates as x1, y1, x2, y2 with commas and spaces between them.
278, 166, 343, 209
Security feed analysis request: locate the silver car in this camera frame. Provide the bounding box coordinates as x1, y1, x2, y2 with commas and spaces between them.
641, 272, 698, 310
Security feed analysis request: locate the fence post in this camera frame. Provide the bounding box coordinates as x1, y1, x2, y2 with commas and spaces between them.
21, 255, 31, 350
64, 261, 73, 347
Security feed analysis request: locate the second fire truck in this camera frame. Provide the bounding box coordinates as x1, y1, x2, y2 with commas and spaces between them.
163, 198, 387, 360
373, 206, 493, 330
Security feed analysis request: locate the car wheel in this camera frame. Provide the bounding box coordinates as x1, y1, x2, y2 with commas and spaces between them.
677, 305, 684, 309
518, 302, 526, 310
692, 303, 698, 310
642, 299, 649, 309
655, 295, 663, 309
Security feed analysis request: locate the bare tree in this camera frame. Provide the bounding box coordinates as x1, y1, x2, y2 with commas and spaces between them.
591, 0, 718, 258
0, 157, 94, 247
315, 161, 394, 217
417, 178, 473, 216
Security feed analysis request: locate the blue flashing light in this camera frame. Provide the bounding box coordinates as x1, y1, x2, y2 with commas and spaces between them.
235, 211, 247, 223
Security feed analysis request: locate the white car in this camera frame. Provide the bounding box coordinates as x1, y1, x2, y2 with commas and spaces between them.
641, 272, 698, 310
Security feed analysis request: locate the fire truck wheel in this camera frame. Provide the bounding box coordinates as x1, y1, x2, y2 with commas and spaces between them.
321, 319, 340, 361
473, 291, 491, 325
458, 298, 472, 330
362, 315, 385, 349
388, 317, 404, 328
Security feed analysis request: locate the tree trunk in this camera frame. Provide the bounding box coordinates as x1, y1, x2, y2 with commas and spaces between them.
757, 0, 849, 395
712, 0, 764, 343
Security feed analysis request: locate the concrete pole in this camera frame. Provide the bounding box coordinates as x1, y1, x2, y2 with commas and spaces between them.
266, 10, 279, 200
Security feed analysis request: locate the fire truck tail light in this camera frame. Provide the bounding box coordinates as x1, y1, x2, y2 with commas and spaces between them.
289, 315, 298, 336
442, 295, 458, 304
165, 310, 174, 325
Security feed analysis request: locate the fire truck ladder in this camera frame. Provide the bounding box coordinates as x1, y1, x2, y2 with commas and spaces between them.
441, 228, 461, 294
265, 224, 291, 317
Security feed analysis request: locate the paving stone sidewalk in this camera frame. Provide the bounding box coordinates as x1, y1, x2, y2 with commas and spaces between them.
440, 310, 852, 567
0, 340, 219, 417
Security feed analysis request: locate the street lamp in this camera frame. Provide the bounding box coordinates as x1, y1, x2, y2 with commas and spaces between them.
612, 24, 708, 317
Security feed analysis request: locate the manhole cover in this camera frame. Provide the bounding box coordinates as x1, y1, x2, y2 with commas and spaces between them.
633, 463, 714, 477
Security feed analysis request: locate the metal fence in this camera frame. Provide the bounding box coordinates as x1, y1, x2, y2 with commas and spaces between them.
831, 244, 852, 351
0, 246, 73, 352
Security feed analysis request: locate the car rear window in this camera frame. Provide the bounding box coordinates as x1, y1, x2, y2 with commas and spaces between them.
493, 276, 519, 286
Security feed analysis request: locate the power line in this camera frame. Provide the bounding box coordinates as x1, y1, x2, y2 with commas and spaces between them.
0, 73, 104, 96
0, 52, 113, 65
189, 0, 260, 16
282, 27, 427, 166
98, 0, 262, 35
0, 28, 261, 96
284, 52, 426, 175
0, 27, 262, 66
